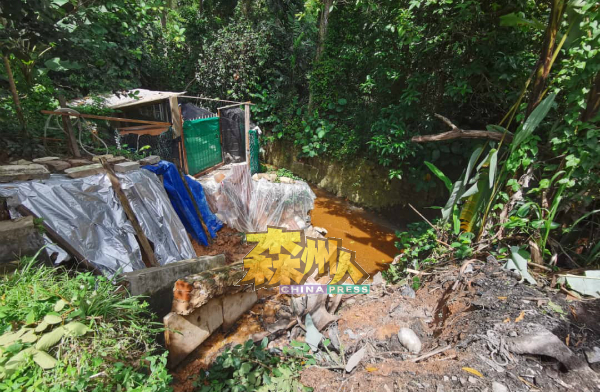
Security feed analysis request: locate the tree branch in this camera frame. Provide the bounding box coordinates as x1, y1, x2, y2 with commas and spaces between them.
411, 113, 512, 143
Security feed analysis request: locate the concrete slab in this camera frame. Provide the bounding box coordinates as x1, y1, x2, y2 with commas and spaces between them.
64, 163, 105, 179
66, 158, 94, 168
92, 154, 114, 162
114, 161, 140, 173
164, 297, 223, 367
0, 216, 47, 264
140, 155, 160, 165
106, 156, 127, 165
32, 157, 60, 163
222, 291, 258, 329
42, 160, 71, 173
0, 164, 50, 182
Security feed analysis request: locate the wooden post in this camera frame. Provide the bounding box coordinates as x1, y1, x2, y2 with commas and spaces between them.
58, 96, 81, 158
170, 95, 183, 137
16, 205, 101, 275
3, 55, 27, 136
244, 103, 251, 167
100, 159, 160, 268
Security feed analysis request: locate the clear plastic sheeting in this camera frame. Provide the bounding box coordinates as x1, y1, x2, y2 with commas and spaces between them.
199, 163, 316, 232
0, 170, 195, 276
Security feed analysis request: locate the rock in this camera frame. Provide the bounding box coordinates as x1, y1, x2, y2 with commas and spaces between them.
491, 382, 508, 392
451, 376, 457, 382
345, 347, 366, 372
0, 164, 50, 182
64, 164, 105, 179
436, 385, 445, 392
372, 272, 384, 286
66, 158, 93, 168
463, 263, 474, 274
443, 376, 449, 382
32, 157, 59, 163
279, 176, 295, 184
139, 155, 160, 165
344, 329, 360, 340
42, 160, 71, 173
585, 347, 600, 364
9, 159, 33, 165
114, 161, 140, 173
252, 173, 259, 181
459, 378, 467, 386
0, 217, 48, 264
397, 327, 422, 354
265, 173, 277, 182
106, 156, 127, 165
400, 285, 416, 298
345, 298, 356, 306
92, 154, 114, 162
468, 376, 478, 384
314, 226, 328, 236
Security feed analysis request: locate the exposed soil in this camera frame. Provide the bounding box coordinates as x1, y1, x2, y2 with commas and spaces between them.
190, 225, 253, 263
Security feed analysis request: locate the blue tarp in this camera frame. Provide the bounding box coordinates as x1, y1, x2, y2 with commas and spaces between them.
143, 161, 223, 246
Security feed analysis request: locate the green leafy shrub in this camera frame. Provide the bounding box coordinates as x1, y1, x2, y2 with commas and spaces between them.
0, 254, 171, 391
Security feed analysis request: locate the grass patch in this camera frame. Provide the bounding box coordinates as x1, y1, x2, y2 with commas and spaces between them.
0, 252, 171, 391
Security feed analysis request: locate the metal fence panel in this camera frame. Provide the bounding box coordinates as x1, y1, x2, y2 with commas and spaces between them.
183, 117, 222, 175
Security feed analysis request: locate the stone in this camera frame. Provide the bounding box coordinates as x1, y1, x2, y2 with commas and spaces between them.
92, 154, 114, 162
0, 164, 50, 182
585, 347, 600, 364
491, 382, 508, 392
468, 376, 478, 384
106, 156, 127, 165
32, 157, 59, 163
139, 155, 160, 165
372, 272, 384, 286
214, 173, 226, 183
443, 376, 449, 382
114, 161, 140, 173
0, 216, 48, 264
66, 158, 93, 168
164, 297, 223, 367
279, 176, 295, 184
397, 327, 422, 353
9, 159, 33, 165
222, 291, 258, 329
64, 164, 105, 179
400, 285, 416, 298
121, 255, 225, 318
42, 160, 71, 173
345, 347, 366, 372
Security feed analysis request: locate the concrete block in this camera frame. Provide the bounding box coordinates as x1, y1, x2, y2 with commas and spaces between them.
0, 216, 47, 263
121, 255, 226, 318
164, 297, 223, 367
114, 161, 140, 173
140, 155, 160, 165
222, 291, 258, 329
92, 154, 114, 162
107, 156, 127, 165
42, 160, 71, 173
9, 159, 33, 165
66, 158, 94, 167
64, 163, 105, 179
0, 164, 50, 182
32, 157, 59, 163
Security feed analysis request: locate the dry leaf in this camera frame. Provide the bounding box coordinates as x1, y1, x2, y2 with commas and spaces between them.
515, 311, 525, 322
503, 317, 511, 323
497, 296, 507, 300
565, 334, 570, 346
365, 366, 378, 372
462, 367, 483, 378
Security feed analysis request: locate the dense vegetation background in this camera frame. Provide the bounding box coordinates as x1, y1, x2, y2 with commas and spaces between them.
1, 0, 599, 263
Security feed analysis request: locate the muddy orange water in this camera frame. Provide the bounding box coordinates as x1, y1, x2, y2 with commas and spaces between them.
309, 186, 399, 275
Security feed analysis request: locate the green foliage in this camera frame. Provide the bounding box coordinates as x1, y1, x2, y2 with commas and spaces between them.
275, 168, 302, 181
0, 255, 172, 391
194, 338, 313, 392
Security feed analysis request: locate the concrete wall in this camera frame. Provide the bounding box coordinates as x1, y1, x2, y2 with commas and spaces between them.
121, 255, 226, 319
264, 141, 441, 210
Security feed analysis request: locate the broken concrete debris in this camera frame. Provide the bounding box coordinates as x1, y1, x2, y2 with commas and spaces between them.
0, 164, 50, 182
585, 347, 600, 364
32, 156, 59, 163
91, 154, 114, 162
0, 216, 47, 264
140, 155, 160, 165
114, 161, 140, 173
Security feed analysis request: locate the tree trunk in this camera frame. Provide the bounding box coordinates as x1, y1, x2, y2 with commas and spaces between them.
242, 0, 252, 17
308, 0, 334, 112
526, 0, 565, 116
2, 55, 28, 136
581, 71, 600, 122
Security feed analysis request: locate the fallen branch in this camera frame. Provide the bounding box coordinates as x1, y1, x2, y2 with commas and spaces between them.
412, 114, 512, 143
409, 345, 452, 362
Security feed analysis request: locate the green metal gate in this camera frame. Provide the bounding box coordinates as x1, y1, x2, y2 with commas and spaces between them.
183, 117, 222, 175
249, 128, 260, 174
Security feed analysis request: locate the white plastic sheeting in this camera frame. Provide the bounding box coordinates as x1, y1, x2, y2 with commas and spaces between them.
200, 163, 315, 232
0, 169, 195, 276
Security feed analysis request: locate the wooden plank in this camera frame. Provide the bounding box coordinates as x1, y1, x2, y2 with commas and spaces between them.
170, 96, 183, 137
100, 159, 160, 268
41, 110, 172, 126
119, 127, 169, 136
119, 124, 168, 131
58, 96, 81, 158
179, 95, 252, 105
217, 101, 253, 111
244, 104, 251, 167
15, 205, 101, 275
